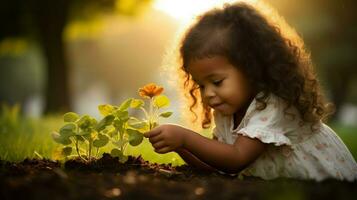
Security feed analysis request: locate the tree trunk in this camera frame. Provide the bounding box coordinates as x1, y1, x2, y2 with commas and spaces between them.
32, 0, 71, 114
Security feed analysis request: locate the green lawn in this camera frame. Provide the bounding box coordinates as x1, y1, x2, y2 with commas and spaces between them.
0, 105, 356, 164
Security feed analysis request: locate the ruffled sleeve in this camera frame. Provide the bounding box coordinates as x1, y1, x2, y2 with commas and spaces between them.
236, 95, 292, 146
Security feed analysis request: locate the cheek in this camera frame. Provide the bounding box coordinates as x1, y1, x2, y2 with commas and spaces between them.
222, 80, 248, 104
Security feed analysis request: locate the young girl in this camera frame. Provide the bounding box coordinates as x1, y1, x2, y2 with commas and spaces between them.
144, 2, 357, 181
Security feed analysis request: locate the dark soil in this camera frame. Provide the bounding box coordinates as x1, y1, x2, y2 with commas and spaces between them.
1, 154, 356, 200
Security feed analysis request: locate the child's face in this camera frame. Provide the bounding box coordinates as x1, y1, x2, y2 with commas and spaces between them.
187, 55, 253, 116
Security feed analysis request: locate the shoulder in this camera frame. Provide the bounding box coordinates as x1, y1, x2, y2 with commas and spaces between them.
246, 93, 283, 120
247, 93, 299, 122
236, 94, 294, 146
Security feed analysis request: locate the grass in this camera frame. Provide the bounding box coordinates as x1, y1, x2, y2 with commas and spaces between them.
1, 104, 356, 165
0, 106, 62, 161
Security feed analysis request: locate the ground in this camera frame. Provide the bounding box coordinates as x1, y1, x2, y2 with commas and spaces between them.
1, 154, 356, 200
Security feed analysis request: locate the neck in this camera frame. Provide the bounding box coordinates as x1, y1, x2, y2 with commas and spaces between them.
233, 95, 255, 128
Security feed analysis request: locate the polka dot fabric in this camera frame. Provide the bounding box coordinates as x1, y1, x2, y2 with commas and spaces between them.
212, 94, 357, 181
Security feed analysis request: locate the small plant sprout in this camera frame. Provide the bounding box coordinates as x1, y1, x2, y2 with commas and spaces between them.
136, 83, 173, 130
52, 83, 173, 163
98, 99, 144, 163
52, 112, 112, 162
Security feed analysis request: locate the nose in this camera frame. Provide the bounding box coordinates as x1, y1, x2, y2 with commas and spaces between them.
202, 86, 216, 99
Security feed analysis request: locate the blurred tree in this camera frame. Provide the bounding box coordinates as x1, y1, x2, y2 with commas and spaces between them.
319, 0, 357, 119
0, 0, 151, 114
268, 0, 357, 120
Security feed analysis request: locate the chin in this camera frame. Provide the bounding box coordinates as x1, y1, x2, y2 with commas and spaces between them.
215, 109, 235, 116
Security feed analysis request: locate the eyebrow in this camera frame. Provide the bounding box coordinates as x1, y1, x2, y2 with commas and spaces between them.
192, 73, 223, 83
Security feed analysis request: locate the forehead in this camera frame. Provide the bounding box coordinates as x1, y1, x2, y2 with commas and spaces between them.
186, 56, 235, 81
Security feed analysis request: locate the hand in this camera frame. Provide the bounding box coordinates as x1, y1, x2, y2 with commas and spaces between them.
144, 124, 187, 154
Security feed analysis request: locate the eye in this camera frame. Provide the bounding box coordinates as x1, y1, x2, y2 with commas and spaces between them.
212, 79, 223, 86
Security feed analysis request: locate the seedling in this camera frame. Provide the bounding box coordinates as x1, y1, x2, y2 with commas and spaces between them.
52, 83, 173, 163
52, 112, 111, 162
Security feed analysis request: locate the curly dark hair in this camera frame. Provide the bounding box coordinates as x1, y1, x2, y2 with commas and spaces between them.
178, 2, 334, 129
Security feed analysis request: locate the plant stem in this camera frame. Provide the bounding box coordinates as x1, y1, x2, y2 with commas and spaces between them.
120, 128, 124, 152
75, 125, 85, 161
149, 98, 153, 130
88, 139, 92, 161
75, 139, 82, 159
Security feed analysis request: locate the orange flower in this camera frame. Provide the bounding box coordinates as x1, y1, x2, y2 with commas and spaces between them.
138, 83, 164, 98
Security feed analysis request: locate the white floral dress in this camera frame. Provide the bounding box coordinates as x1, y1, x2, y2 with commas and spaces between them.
213, 94, 357, 181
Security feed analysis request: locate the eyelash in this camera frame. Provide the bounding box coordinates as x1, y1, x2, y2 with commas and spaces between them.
213, 79, 223, 86
198, 80, 223, 89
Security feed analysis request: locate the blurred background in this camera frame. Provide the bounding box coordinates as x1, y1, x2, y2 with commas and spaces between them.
0, 0, 356, 162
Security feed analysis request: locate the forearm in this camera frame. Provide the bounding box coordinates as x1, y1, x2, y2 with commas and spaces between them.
181, 129, 246, 173
175, 148, 217, 172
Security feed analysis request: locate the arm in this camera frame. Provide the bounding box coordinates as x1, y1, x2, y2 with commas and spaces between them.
174, 134, 219, 172
182, 129, 266, 173
145, 125, 267, 174
175, 148, 217, 172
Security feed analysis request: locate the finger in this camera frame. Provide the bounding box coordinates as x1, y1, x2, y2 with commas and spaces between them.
155, 146, 172, 154
149, 134, 163, 144
152, 141, 167, 149
144, 126, 161, 138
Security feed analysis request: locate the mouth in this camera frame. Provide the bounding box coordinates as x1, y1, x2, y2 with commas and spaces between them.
210, 103, 224, 109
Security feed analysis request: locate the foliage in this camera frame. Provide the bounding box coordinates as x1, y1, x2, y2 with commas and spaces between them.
52, 83, 173, 162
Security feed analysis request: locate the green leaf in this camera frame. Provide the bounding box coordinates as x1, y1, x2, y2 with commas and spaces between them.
77, 115, 97, 130
112, 139, 128, 148
154, 95, 170, 108
103, 126, 117, 137
128, 118, 150, 132
60, 123, 76, 131
77, 130, 90, 136
76, 135, 85, 142
118, 98, 133, 111
111, 148, 128, 163
89, 117, 98, 126
63, 112, 79, 122
129, 116, 141, 121
127, 129, 143, 146
59, 123, 76, 137
159, 111, 173, 118
77, 115, 91, 130
128, 121, 148, 129
119, 155, 128, 163
111, 148, 123, 157
82, 130, 97, 141
62, 146, 72, 156
55, 130, 66, 140
114, 110, 129, 121
52, 132, 72, 145
113, 119, 124, 129
93, 134, 109, 148
98, 104, 114, 116
96, 115, 115, 131
130, 99, 144, 108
